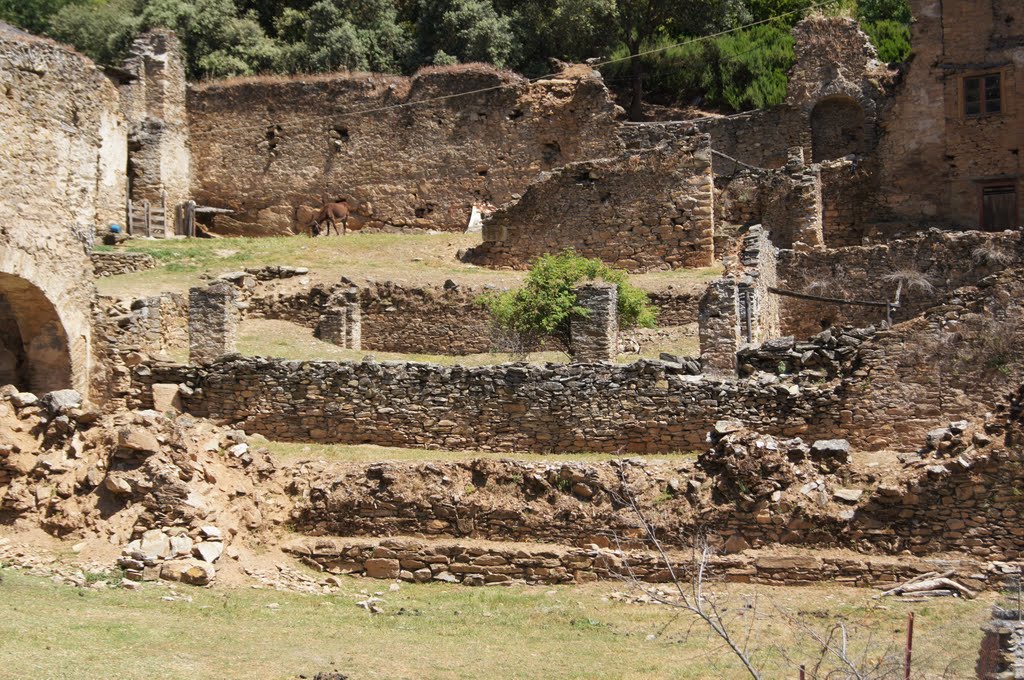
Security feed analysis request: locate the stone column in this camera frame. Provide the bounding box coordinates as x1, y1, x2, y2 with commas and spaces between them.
318, 293, 361, 350
188, 282, 237, 364
698, 278, 740, 377
786, 146, 824, 250
345, 302, 361, 351
571, 283, 618, 363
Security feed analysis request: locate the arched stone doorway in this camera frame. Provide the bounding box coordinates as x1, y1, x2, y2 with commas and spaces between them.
810, 96, 866, 162
0, 273, 72, 394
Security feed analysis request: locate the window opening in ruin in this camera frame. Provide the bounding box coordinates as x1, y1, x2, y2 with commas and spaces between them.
981, 183, 1018, 231
415, 204, 435, 219
965, 74, 1002, 116
810, 96, 865, 163
542, 141, 562, 165
508, 109, 524, 121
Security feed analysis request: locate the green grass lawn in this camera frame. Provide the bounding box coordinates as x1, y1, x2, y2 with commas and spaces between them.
0, 567, 992, 680
95, 233, 722, 298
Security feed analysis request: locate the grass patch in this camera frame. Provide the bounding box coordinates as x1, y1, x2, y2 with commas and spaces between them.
0, 567, 991, 679
95, 234, 722, 298
263, 440, 699, 464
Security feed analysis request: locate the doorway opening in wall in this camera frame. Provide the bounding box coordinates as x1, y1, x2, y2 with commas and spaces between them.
0, 273, 72, 393
980, 182, 1019, 231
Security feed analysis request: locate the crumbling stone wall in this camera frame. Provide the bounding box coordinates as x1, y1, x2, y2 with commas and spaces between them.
699, 226, 779, 374
92, 293, 188, 405
464, 133, 715, 272
91, 251, 157, 277
119, 30, 191, 229
776, 230, 1023, 338
714, 148, 823, 249
133, 357, 847, 453
0, 23, 127, 397
247, 279, 698, 356
187, 67, 621, 234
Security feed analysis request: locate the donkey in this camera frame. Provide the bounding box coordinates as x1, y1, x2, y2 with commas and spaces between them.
309, 200, 350, 237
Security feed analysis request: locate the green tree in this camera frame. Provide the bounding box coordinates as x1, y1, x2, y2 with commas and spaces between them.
274, 0, 410, 74
614, 0, 747, 120
139, 0, 280, 79
496, 0, 617, 76
415, 0, 516, 68
48, 0, 141, 65
481, 250, 656, 356
0, 0, 82, 33
857, 0, 911, 24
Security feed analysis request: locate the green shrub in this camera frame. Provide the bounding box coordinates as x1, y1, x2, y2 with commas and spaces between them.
480, 250, 656, 355
861, 19, 910, 63
599, 24, 794, 112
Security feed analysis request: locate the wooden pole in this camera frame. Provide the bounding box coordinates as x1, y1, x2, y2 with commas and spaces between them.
143, 199, 151, 238
126, 198, 134, 235
799, 664, 805, 680
904, 611, 914, 680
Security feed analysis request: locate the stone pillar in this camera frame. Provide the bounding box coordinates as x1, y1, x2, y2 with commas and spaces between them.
571, 283, 618, 363
119, 30, 191, 232
345, 302, 361, 351
698, 279, 740, 377
188, 282, 237, 364
318, 292, 361, 350
786, 146, 824, 251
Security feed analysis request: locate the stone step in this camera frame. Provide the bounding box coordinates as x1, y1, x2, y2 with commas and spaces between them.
283, 534, 998, 591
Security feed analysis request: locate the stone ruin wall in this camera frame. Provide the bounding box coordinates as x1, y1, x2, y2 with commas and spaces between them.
247, 279, 699, 356
133, 357, 844, 454
0, 24, 128, 397
187, 67, 622, 235
118, 30, 192, 229
775, 230, 1023, 339
465, 133, 715, 272
129, 265, 1024, 456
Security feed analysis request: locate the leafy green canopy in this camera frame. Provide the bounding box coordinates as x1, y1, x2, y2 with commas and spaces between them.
1, 0, 913, 103
481, 250, 656, 353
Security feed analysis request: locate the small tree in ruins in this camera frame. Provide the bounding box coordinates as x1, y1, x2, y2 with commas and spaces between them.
480, 249, 656, 358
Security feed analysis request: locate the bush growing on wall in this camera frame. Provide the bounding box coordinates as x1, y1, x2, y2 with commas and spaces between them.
480, 250, 657, 355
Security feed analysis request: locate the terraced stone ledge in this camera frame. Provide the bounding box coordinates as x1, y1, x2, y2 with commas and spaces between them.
284, 536, 1003, 590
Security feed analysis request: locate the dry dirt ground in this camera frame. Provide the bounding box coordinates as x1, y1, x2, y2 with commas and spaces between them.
95, 233, 723, 297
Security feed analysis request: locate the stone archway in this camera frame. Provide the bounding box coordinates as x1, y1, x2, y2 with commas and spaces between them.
0, 273, 73, 394
810, 96, 867, 162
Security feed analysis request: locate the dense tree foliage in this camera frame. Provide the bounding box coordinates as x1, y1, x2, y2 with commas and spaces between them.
0, 0, 912, 110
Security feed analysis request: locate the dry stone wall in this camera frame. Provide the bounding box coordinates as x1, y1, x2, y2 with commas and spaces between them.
91, 252, 157, 277
465, 134, 715, 272
284, 536, 993, 589
133, 357, 847, 453
0, 23, 127, 397
775, 230, 1023, 339
187, 67, 621, 234
247, 279, 698, 356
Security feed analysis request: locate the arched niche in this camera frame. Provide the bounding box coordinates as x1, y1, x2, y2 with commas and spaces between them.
810, 96, 867, 162
0, 273, 72, 394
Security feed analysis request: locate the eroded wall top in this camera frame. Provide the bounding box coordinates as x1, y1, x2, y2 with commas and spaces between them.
187, 65, 623, 234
